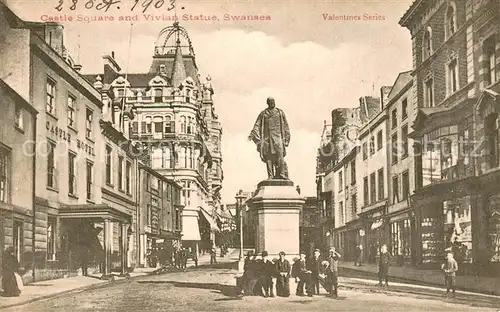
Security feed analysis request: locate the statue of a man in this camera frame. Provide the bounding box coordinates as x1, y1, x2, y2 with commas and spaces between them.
248, 97, 290, 180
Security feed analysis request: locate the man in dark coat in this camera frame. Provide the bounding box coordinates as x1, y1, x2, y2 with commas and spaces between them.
291, 251, 310, 296
326, 247, 341, 297
258, 251, 276, 297
275, 251, 291, 297
378, 244, 391, 287
2, 247, 21, 297
307, 249, 322, 295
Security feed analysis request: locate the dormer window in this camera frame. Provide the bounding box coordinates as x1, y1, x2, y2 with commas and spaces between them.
445, 4, 457, 39
423, 27, 432, 60
154, 89, 163, 102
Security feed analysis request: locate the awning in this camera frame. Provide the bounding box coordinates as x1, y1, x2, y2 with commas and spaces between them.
59, 203, 132, 224
199, 208, 220, 232
181, 214, 201, 241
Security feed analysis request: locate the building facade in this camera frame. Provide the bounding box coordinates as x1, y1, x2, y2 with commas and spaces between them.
84, 22, 224, 255
400, 0, 500, 272
0, 78, 38, 279
385, 71, 417, 266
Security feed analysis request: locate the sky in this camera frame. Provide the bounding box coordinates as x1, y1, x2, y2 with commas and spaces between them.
6, 0, 414, 204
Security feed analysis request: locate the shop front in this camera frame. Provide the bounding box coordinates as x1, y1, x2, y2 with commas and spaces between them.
388, 210, 415, 266
345, 219, 364, 262
358, 202, 388, 264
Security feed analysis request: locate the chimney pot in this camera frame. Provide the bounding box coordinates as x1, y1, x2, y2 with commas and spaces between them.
111, 51, 115, 58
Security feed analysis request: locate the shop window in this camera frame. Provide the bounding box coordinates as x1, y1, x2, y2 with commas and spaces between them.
443, 198, 472, 263
421, 215, 443, 264
47, 216, 56, 261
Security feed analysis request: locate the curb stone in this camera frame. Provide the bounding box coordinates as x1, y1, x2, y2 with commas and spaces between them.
0, 272, 151, 309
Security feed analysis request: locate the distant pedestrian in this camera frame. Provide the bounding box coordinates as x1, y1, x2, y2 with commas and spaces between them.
193, 249, 198, 267
210, 246, 217, 264
378, 244, 391, 287
275, 251, 291, 297
354, 244, 363, 266
441, 252, 458, 297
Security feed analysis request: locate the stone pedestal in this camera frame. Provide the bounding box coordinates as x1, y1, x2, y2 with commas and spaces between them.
247, 179, 305, 260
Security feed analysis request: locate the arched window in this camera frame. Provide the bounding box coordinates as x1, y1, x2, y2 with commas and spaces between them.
445, 4, 457, 39
180, 116, 186, 133
423, 27, 432, 60
164, 146, 171, 169
154, 88, 163, 102
179, 146, 186, 168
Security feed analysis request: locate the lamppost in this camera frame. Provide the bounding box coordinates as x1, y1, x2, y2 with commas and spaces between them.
235, 189, 246, 272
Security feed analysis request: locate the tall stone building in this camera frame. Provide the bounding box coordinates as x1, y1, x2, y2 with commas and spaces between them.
84, 22, 224, 254
400, 0, 500, 272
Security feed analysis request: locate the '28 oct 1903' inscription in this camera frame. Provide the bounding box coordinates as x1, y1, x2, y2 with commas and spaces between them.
54, 0, 176, 13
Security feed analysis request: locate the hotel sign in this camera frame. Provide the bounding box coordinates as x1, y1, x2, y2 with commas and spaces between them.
46, 121, 96, 156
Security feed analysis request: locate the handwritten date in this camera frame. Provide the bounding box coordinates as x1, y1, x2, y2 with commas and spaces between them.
54, 0, 176, 13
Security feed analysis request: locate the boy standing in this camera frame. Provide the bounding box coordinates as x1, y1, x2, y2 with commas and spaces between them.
441, 252, 458, 297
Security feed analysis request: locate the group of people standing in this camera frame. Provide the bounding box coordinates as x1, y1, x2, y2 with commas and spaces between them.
239, 247, 342, 299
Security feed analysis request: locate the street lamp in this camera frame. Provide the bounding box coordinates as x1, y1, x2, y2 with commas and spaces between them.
235, 189, 246, 271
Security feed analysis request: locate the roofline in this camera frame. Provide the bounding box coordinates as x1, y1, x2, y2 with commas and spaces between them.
399, 0, 424, 28
0, 78, 38, 115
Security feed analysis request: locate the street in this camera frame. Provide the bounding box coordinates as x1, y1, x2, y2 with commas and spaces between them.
6, 265, 499, 312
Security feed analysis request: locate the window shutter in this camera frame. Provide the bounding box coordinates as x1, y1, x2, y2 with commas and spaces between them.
141, 122, 146, 133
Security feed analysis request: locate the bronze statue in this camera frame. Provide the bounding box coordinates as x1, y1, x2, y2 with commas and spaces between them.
248, 97, 291, 180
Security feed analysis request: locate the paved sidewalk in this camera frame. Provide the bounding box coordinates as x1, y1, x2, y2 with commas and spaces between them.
338, 260, 500, 296
0, 268, 157, 309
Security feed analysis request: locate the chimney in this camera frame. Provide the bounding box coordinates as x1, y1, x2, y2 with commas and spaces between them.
296, 185, 301, 194
111, 51, 115, 59
45, 23, 64, 55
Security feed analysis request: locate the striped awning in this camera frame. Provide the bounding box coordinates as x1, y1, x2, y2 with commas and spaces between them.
199, 208, 220, 232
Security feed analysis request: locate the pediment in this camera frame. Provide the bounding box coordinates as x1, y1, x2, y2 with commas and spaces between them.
475, 89, 500, 117
110, 75, 131, 87
148, 76, 168, 86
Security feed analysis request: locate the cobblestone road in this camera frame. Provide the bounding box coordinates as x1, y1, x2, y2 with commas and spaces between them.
6, 268, 499, 312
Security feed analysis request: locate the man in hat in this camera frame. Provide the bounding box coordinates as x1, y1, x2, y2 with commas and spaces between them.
326, 247, 342, 298
291, 251, 310, 296
258, 251, 276, 297
307, 249, 323, 295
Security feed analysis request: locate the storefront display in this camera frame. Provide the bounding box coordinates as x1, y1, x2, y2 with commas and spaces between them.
443, 197, 472, 263
420, 216, 443, 264
391, 219, 411, 262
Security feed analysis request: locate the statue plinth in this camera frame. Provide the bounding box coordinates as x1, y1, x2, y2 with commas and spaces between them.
247, 179, 305, 260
